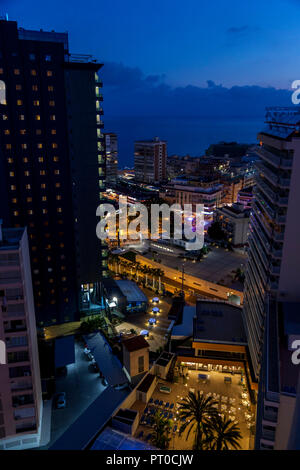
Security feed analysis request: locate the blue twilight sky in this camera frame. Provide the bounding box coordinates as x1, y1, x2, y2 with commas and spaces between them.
1, 0, 300, 162
1, 0, 300, 88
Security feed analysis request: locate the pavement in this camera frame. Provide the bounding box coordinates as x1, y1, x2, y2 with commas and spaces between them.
144, 246, 246, 287
40, 339, 107, 449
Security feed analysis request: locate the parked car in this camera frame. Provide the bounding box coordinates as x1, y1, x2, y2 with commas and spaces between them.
55, 392, 66, 409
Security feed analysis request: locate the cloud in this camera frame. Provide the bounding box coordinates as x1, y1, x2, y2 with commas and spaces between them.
227, 25, 250, 34
102, 62, 292, 119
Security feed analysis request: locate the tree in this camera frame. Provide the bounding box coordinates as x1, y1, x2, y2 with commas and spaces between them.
207, 415, 242, 450
150, 411, 172, 449
207, 221, 227, 241
178, 391, 218, 450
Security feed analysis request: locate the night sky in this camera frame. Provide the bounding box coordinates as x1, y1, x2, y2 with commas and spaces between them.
1, 0, 299, 163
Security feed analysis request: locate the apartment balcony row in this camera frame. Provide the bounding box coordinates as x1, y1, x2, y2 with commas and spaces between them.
256, 175, 289, 207
255, 161, 291, 189
256, 146, 293, 169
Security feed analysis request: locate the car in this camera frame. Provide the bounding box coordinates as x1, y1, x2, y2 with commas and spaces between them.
55, 392, 66, 409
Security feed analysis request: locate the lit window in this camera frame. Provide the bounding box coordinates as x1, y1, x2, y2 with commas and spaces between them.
9, 171, 15, 177
48, 85, 54, 91
35, 115, 41, 121
55, 183, 61, 188
12, 198, 17, 203
49, 100, 55, 107
41, 183, 46, 189
25, 171, 30, 176
33, 100, 40, 106
52, 143, 58, 148
27, 197, 32, 202
2, 114, 8, 120
0, 68, 3, 74
57, 207, 62, 213
23, 157, 28, 163
40, 170, 46, 176
21, 144, 27, 149
14, 69, 20, 75
17, 99, 23, 106
13, 211, 19, 216
38, 157, 44, 163
16, 84, 22, 91
28, 210, 33, 215
53, 156, 59, 162
50, 115, 56, 121
7, 158, 13, 163
4, 129, 10, 135
54, 170, 60, 175
31, 69, 37, 76
42, 196, 47, 201
51, 129, 56, 134
19, 115, 25, 120
46, 70, 53, 77
37, 143, 43, 149
43, 209, 48, 214
26, 184, 31, 189
6, 144, 11, 149
11, 185, 16, 190
32, 85, 38, 91
20, 129, 26, 135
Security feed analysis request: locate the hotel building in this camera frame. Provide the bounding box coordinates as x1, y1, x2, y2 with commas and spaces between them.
243, 107, 300, 383
0, 19, 107, 325
134, 137, 167, 183
0, 223, 42, 450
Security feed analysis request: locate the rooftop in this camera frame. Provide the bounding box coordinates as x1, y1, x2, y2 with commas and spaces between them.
171, 306, 196, 340
137, 373, 156, 393
122, 335, 149, 352
0, 225, 24, 251
91, 427, 155, 450
193, 300, 247, 345
84, 332, 129, 387
115, 280, 148, 303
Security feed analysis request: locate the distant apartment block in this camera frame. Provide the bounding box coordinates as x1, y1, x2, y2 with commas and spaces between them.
0, 223, 42, 450
134, 137, 167, 183
104, 133, 118, 187
214, 203, 250, 248
243, 107, 300, 382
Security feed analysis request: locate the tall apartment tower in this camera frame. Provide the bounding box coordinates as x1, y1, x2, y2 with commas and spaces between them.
0, 223, 42, 450
243, 107, 300, 383
0, 20, 107, 325
104, 133, 118, 187
134, 137, 167, 183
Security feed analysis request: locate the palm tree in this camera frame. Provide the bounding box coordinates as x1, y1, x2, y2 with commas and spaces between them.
178, 391, 218, 450
207, 415, 242, 450
150, 411, 172, 449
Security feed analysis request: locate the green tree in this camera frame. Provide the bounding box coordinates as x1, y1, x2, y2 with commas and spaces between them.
178, 391, 218, 450
150, 411, 172, 449
207, 415, 242, 450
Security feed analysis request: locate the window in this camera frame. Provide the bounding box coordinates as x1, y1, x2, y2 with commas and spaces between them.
19, 115, 25, 120
16, 84, 22, 91
45, 55, 51, 62
35, 115, 41, 121
38, 157, 44, 163
17, 99, 23, 106
48, 85, 54, 91
46, 70, 53, 77
14, 69, 20, 75
33, 100, 40, 106
32, 85, 38, 91
31, 69, 37, 76
138, 356, 145, 373
21, 144, 27, 149
50, 115, 56, 121
29, 53, 36, 61
51, 129, 56, 135
52, 143, 58, 149
37, 143, 43, 149
49, 100, 55, 107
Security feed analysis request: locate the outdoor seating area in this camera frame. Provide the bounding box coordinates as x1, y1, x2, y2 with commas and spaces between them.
133, 369, 256, 450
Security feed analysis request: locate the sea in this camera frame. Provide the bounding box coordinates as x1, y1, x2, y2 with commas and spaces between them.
104, 115, 264, 168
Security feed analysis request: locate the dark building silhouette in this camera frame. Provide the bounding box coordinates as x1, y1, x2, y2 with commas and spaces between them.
0, 19, 107, 325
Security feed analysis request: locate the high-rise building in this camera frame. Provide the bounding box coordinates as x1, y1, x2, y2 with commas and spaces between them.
0, 222, 42, 450
134, 137, 167, 183
0, 20, 107, 325
104, 133, 118, 188
255, 298, 300, 450
243, 107, 300, 382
